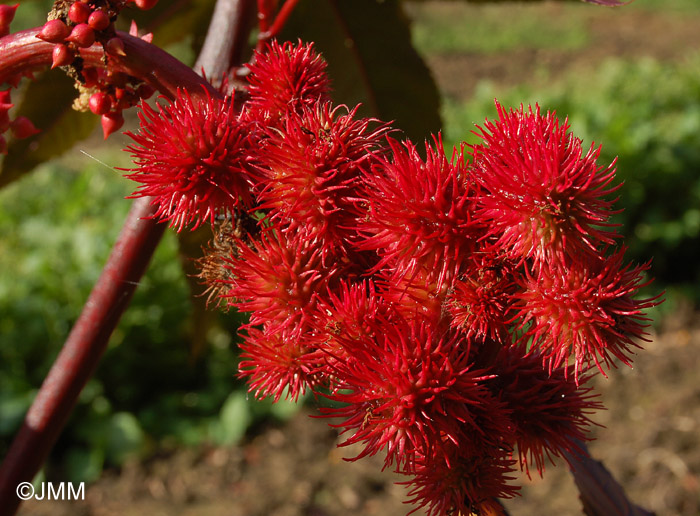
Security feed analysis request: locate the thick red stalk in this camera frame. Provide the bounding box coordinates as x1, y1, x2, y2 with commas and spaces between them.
257, 0, 300, 47
0, 29, 219, 101
195, 0, 256, 89
565, 441, 655, 515
0, 198, 166, 516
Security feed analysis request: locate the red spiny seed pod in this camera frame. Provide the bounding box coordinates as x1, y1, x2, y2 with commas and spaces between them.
483, 344, 603, 476
323, 316, 498, 471
472, 101, 620, 267
256, 102, 389, 261
51, 44, 74, 69
68, 1, 91, 24
447, 251, 519, 343
310, 280, 393, 363
67, 23, 96, 48
245, 40, 331, 124
359, 137, 480, 290
37, 19, 71, 43
377, 265, 452, 323
238, 325, 320, 402
101, 111, 124, 139
9, 116, 40, 139
88, 10, 111, 31
517, 250, 659, 379
223, 227, 337, 332
405, 445, 519, 516
124, 90, 255, 230
88, 92, 112, 116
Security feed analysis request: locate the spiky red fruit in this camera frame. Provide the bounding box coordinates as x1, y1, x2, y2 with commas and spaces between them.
238, 325, 319, 402
517, 250, 658, 378
472, 102, 620, 266
405, 445, 519, 516
359, 137, 480, 289
125, 91, 255, 230
323, 316, 497, 471
222, 228, 339, 332
256, 103, 388, 260
245, 40, 331, 124
482, 344, 603, 476
447, 251, 518, 343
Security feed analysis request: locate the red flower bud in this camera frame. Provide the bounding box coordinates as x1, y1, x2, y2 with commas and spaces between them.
104, 37, 126, 56
89, 92, 112, 115
134, 0, 159, 9
0, 3, 18, 37
51, 44, 74, 69
101, 112, 124, 139
10, 116, 40, 139
68, 1, 91, 24
66, 23, 95, 48
88, 10, 111, 31
37, 19, 70, 43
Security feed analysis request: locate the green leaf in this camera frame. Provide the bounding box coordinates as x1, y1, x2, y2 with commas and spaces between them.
283, 0, 442, 142
215, 391, 251, 445
0, 71, 97, 190
105, 412, 146, 465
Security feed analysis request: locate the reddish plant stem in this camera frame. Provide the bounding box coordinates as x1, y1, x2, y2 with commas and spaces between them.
195, 0, 256, 89
0, 198, 166, 516
0, 29, 220, 101
256, 0, 275, 34
565, 440, 655, 516
257, 0, 300, 47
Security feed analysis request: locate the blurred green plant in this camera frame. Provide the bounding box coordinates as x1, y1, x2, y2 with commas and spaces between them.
406, 2, 590, 55
0, 158, 302, 482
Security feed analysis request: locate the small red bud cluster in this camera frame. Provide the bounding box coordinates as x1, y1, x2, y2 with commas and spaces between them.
123, 40, 660, 515
35, 1, 157, 138
0, 88, 40, 155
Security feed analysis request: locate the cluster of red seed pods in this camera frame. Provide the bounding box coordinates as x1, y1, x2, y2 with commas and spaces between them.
1, 5, 40, 154
35, 0, 158, 137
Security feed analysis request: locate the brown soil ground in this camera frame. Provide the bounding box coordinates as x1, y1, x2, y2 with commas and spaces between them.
16, 2, 700, 515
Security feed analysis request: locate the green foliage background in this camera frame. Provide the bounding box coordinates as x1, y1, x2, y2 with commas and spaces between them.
2, 0, 699, 482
